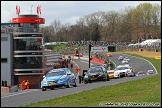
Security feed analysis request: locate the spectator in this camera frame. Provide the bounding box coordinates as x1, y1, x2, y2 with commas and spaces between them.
26, 80, 30, 89
70, 63, 73, 68
21, 80, 26, 90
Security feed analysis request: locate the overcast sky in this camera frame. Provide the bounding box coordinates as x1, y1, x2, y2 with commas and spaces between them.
1, 1, 161, 26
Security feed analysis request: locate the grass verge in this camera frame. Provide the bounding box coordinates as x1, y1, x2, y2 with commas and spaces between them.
21, 53, 161, 107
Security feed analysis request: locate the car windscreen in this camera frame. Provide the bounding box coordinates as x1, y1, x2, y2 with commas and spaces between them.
89, 68, 102, 73
108, 72, 114, 74
138, 72, 145, 74
115, 67, 125, 70
148, 70, 154, 73
123, 67, 129, 69
46, 71, 66, 77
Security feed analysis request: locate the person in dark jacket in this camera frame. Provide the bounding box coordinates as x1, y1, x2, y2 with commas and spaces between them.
82, 70, 87, 83
70, 63, 73, 68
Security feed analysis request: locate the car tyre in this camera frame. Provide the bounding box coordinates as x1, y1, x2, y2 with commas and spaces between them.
66, 79, 71, 88
42, 88, 46, 91
88, 80, 92, 83
73, 79, 77, 87
125, 74, 128, 77
84, 79, 88, 84
118, 74, 120, 79
50, 87, 54, 90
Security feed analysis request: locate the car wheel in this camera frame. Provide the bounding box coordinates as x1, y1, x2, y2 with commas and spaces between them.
88, 80, 92, 83
118, 74, 120, 78
84, 79, 88, 84
42, 88, 46, 91
73, 79, 77, 87
125, 74, 128, 77
66, 79, 71, 88
50, 87, 54, 90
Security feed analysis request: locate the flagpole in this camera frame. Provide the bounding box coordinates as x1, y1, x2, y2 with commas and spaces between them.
37, 5, 39, 16
39, 5, 41, 17
31, 5, 33, 14
16, 5, 18, 17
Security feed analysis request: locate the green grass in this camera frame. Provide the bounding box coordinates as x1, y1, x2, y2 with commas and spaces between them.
21, 53, 161, 107
45, 44, 86, 52
45, 44, 66, 52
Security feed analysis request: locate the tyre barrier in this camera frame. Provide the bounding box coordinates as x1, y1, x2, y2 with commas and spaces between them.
155, 56, 161, 60
1, 87, 9, 94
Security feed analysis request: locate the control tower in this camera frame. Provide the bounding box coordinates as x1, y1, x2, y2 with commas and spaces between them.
11, 14, 45, 88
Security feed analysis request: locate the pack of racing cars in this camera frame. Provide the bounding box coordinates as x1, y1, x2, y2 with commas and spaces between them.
40, 55, 156, 91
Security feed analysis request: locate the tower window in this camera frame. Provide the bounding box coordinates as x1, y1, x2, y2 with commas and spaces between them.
1, 58, 7, 63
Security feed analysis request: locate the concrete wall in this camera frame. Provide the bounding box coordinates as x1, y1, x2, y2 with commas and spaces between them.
1, 33, 12, 86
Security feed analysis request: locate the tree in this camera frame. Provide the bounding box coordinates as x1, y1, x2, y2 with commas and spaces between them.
103, 10, 119, 42
43, 2, 161, 42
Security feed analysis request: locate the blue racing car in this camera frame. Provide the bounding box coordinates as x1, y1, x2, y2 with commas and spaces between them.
41, 68, 77, 91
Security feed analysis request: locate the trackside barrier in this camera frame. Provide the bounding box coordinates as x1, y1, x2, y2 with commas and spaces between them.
9, 85, 19, 92
99, 60, 104, 64
1, 87, 9, 94
91, 57, 104, 64
155, 56, 161, 60
91, 58, 99, 62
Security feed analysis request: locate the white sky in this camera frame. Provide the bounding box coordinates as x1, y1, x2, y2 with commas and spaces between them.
1, 1, 161, 26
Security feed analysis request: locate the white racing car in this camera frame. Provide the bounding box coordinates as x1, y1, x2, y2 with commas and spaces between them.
114, 64, 133, 78
123, 57, 130, 61
146, 70, 155, 75
122, 59, 129, 64
114, 66, 128, 78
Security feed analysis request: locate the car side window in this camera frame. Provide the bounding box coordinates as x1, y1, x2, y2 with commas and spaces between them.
102, 67, 106, 73
102, 67, 105, 71
66, 69, 71, 74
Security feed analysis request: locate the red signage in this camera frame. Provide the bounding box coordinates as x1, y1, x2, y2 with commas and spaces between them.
102, 48, 106, 51
12, 17, 45, 24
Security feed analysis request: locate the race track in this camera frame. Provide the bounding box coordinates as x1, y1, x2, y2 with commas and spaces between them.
1, 54, 157, 107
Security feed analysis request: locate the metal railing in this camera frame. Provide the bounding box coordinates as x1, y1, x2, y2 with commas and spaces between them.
1, 27, 43, 33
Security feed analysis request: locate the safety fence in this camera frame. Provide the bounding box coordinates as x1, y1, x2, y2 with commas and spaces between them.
9, 85, 21, 92
91, 58, 104, 64
90, 52, 112, 70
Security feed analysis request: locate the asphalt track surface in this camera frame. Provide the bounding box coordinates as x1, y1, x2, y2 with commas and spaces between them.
1, 54, 158, 107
